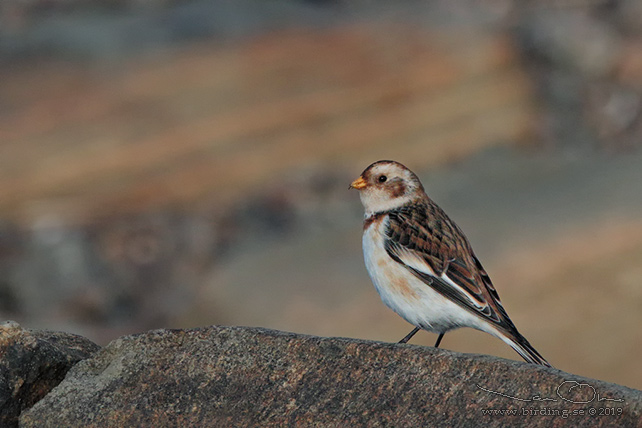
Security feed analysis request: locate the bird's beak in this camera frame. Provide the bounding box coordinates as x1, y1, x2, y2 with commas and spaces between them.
349, 176, 367, 190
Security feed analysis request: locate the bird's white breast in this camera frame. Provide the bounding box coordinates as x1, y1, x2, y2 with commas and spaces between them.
362, 216, 483, 333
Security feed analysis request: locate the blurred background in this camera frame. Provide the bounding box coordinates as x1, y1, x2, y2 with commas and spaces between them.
1, 0, 641, 389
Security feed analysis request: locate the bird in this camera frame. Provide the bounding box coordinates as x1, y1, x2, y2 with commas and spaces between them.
349, 160, 551, 366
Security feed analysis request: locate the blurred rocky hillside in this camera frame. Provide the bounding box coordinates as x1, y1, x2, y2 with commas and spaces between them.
1, 0, 641, 390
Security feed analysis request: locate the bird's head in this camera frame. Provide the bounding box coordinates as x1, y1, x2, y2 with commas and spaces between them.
349, 160, 425, 215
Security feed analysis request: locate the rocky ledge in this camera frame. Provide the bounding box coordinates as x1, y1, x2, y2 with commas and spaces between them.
0, 321, 100, 427
1, 324, 640, 427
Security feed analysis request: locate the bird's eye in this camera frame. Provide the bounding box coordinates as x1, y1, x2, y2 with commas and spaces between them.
378, 175, 387, 183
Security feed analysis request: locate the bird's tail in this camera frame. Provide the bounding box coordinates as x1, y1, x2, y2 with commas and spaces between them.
497, 329, 551, 367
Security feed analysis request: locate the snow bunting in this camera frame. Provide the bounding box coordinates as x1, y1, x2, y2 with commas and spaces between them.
350, 160, 550, 366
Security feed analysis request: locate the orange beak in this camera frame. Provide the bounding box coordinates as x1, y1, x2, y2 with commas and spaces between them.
349, 176, 367, 190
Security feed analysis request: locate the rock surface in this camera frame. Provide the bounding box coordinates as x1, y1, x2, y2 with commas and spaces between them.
19, 326, 642, 427
0, 321, 100, 427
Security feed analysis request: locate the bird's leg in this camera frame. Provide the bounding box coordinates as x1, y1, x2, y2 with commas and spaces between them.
398, 326, 421, 344
434, 333, 444, 348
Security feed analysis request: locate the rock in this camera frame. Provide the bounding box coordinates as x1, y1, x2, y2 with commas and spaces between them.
0, 321, 100, 428
19, 326, 642, 427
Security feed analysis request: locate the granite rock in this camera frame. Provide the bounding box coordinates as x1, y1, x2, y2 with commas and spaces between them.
0, 321, 100, 427
19, 325, 642, 427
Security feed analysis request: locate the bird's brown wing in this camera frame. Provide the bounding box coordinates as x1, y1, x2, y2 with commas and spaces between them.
383, 201, 515, 330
